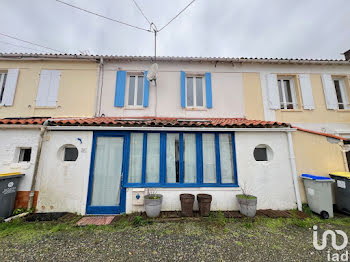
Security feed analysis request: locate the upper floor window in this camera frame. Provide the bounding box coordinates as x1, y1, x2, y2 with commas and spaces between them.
0, 72, 8, 104
36, 70, 61, 107
333, 77, 349, 110
186, 76, 205, 108
278, 77, 298, 109
127, 74, 144, 107
0, 69, 19, 106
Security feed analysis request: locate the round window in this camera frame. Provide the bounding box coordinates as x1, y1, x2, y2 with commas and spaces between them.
253, 144, 273, 162
58, 144, 79, 162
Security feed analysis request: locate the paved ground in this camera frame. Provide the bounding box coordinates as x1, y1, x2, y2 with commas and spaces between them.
0, 214, 349, 261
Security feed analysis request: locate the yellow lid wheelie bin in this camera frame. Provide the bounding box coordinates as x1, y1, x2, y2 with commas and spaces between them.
329, 172, 350, 215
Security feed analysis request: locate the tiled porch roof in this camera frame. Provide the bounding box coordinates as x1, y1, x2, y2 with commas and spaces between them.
0, 117, 290, 128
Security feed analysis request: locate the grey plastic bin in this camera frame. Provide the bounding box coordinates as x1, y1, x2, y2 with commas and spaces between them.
0, 173, 25, 218
329, 172, 350, 215
301, 174, 334, 219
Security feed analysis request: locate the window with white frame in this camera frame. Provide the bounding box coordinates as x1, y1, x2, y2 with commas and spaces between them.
333, 77, 349, 110
186, 76, 205, 108
277, 77, 298, 109
0, 72, 8, 104
127, 74, 144, 107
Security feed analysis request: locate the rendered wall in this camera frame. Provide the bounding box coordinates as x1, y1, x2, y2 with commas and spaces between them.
292, 130, 347, 203
0, 60, 97, 118
99, 61, 245, 118
242, 63, 350, 135
36, 131, 93, 214
0, 128, 40, 208
126, 131, 297, 213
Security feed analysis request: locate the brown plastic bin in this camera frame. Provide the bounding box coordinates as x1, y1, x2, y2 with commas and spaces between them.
180, 194, 195, 217
197, 194, 212, 217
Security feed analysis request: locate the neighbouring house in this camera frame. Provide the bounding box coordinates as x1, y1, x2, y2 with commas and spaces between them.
0, 53, 98, 208
0, 53, 348, 215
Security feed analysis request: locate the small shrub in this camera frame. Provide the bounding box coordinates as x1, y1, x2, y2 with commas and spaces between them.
12, 208, 27, 216
132, 216, 149, 226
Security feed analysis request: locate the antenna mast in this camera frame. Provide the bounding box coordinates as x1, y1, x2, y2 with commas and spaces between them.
150, 23, 158, 62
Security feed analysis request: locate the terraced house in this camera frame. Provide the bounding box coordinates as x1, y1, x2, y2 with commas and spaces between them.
0, 52, 348, 215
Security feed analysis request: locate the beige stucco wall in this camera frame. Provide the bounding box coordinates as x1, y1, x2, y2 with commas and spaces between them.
292, 130, 347, 203
242, 72, 265, 120
275, 74, 350, 124
0, 60, 97, 118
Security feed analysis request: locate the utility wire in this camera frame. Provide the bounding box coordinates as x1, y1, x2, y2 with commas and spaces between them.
131, 0, 151, 25
55, 0, 151, 32
0, 32, 63, 53
0, 40, 47, 53
158, 0, 196, 32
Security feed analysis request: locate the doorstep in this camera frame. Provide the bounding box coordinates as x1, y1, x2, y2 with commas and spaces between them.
76, 216, 116, 226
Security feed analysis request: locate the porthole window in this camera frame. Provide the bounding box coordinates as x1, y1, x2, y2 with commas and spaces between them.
64, 146, 78, 161
253, 145, 273, 162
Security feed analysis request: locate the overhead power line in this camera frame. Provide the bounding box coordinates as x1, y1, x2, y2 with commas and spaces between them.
55, 0, 151, 32
131, 0, 151, 25
0, 32, 63, 53
158, 0, 197, 32
0, 40, 47, 53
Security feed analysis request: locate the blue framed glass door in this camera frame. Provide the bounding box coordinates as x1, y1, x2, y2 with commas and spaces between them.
86, 132, 129, 214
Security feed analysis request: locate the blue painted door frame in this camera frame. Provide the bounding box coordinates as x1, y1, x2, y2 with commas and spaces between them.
86, 131, 130, 215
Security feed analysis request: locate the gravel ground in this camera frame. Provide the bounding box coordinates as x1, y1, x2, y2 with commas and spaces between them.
0, 217, 349, 262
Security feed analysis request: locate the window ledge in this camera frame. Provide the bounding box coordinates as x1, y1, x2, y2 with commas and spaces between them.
336, 109, 350, 112
185, 107, 207, 111
279, 109, 303, 112
35, 106, 58, 109
123, 107, 145, 110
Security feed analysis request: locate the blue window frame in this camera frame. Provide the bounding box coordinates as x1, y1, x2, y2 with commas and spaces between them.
124, 131, 238, 188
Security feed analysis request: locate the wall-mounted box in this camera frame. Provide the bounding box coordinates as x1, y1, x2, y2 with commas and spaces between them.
132, 189, 145, 206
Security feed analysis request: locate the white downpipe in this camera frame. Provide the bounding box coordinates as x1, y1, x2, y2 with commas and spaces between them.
287, 132, 302, 211
94, 57, 104, 117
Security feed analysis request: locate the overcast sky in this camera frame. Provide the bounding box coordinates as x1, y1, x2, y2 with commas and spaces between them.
1, 0, 349, 59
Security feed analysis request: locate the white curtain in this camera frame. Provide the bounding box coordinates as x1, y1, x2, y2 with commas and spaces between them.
166, 133, 179, 183
202, 133, 216, 183
184, 133, 196, 183
146, 133, 160, 183
219, 134, 235, 184
128, 133, 143, 183
91, 137, 123, 206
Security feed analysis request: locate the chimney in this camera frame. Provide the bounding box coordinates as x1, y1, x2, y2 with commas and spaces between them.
344, 49, 350, 61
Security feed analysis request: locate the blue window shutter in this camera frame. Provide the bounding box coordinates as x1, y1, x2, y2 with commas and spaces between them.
205, 72, 213, 108
143, 71, 149, 107
114, 70, 126, 107
181, 71, 186, 108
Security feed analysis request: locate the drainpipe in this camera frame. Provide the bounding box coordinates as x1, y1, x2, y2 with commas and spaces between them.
94, 57, 104, 117
287, 132, 302, 211
27, 119, 49, 210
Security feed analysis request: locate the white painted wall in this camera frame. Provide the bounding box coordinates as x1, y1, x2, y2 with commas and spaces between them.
36, 131, 93, 214
125, 131, 297, 213
100, 61, 245, 118
0, 128, 40, 191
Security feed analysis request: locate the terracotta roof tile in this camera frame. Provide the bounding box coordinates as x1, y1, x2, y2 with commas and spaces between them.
0, 117, 290, 128
293, 126, 348, 141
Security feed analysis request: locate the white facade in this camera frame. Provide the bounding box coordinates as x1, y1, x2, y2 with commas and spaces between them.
0, 128, 40, 191
99, 61, 245, 118
36, 131, 92, 214
30, 129, 297, 215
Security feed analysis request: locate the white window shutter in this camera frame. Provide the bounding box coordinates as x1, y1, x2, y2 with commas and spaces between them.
321, 74, 338, 110
266, 74, 280, 109
36, 70, 51, 106
298, 74, 315, 110
47, 70, 61, 106
1, 69, 19, 106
